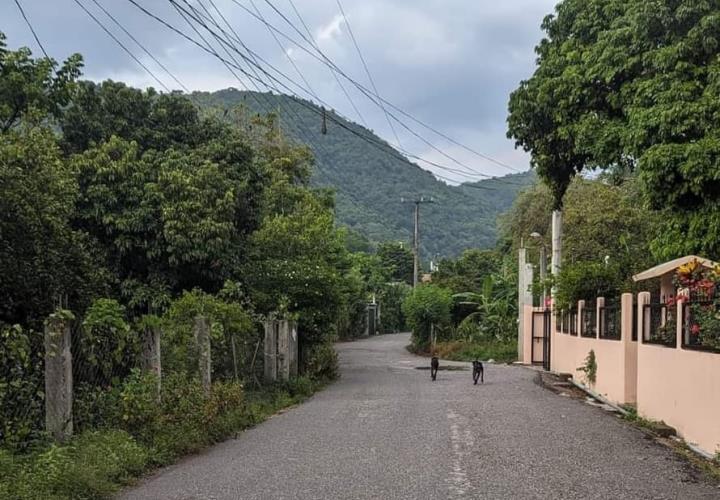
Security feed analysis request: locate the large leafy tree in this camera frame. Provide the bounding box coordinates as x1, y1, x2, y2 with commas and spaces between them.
508, 0, 720, 258
60, 80, 223, 154
433, 249, 503, 294
376, 242, 414, 285
0, 125, 103, 327
0, 33, 82, 133
72, 131, 265, 312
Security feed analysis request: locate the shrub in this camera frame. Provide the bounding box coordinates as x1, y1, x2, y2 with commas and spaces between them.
0, 324, 45, 450
0, 430, 148, 500
555, 262, 621, 310
304, 343, 339, 380
284, 376, 315, 399
79, 299, 136, 385
433, 339, 517, 363
402, 285, 453, 348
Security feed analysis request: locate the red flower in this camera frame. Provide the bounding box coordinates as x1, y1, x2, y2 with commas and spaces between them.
691, 324, 701, 335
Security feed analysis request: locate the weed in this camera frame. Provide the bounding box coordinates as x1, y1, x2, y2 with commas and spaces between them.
429, 339, 517, 363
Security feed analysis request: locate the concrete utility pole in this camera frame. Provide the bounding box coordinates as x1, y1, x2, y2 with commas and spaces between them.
530, 232, 548, 307
551, 210, 563, 300
402, 196, 434, 288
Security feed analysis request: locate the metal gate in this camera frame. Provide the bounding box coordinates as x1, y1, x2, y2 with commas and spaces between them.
531, 309, 551, 371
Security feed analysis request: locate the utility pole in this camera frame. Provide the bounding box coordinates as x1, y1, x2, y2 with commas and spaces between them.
402, 196, 434, 288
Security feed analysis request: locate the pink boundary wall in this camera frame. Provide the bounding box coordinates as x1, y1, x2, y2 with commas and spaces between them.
636, 295, 720, 456
549, 294, 637, 405
521, 292, 720, 455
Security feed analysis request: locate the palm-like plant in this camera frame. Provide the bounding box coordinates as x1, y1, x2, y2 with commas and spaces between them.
454, 274, 517, 342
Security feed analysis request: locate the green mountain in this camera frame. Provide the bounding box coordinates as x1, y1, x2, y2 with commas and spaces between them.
191, 89, 535, 258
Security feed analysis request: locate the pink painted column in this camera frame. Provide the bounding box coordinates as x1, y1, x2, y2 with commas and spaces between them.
621, 293, 638, 404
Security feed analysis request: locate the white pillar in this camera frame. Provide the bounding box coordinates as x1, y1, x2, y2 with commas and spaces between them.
551, 210, 563, 299
518, 246, 527, 359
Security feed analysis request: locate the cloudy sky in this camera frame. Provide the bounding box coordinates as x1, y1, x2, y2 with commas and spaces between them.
2, 0, 558, 182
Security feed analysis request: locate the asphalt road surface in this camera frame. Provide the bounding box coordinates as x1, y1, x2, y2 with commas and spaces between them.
120, 333, 719, 499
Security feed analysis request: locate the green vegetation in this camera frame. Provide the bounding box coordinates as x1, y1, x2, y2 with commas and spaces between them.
508, 0, 720, 261
0, 377, 326, 500
499, 177, 659, 307
432, 339, 517, 364
578, 350, 597, 386
192, 88, 536, 257
402, 285, 453, 349
403, 247, 518, 361
0, 32, 387, 498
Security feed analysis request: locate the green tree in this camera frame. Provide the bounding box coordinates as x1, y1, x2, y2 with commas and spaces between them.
454, 274, 517, 342
433, 249, 503, 294
71, 131, 264, 312
0, 125, 102, 327
377, 242, 414, 285
0, 32, 82, 132
402, 285, 453, 349
500, 177, 657, 279
60, 80, 221, 154
508, 0, 720, 258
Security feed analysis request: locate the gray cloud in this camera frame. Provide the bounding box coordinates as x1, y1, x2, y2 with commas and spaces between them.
2, 0, 558, 180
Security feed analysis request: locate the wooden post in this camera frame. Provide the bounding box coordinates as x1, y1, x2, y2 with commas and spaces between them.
194, 315, 211, 394
44, 312, 73, 443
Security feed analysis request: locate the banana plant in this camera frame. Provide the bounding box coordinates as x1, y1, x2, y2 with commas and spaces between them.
453, 274, 517, 342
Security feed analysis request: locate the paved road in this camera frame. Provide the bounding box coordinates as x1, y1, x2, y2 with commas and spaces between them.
121, 334, 719, 499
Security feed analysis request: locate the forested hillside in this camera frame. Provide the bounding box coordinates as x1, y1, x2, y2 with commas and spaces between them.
191, 89, 535, 258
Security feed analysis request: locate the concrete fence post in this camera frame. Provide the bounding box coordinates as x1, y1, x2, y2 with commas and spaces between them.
577, 300, 585, 336
620, 293, 633, 342
264, 320, 278, 382
44, 312, 73, 443
637, 292, 651, 342
288, 321, 298, 378
194, 315, 211, 394
141, 325, 162, 397
278, 320, 289, 381
621, 293, 638, 404
596, 297, 605, 339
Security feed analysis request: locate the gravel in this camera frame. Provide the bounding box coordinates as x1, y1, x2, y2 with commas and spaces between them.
119, 333, 719, 499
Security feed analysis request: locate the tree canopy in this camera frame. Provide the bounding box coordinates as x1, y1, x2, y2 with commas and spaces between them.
508, 0, 720, 258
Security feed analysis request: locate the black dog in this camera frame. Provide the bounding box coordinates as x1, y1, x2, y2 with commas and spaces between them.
472, 360, 484, 385
430, 356, 439, 381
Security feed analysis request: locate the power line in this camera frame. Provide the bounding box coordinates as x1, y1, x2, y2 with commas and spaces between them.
89, 0, 189, 92
334, 0, 402, 149
13, 0, 49, 58
125, 0, 522, 189
234, 0, 522, 176
74, 0, 171, 92
283, 0, 369, 129
248, 0, 318, 101
168, 0, 517, 184
186, 0, 338, 173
